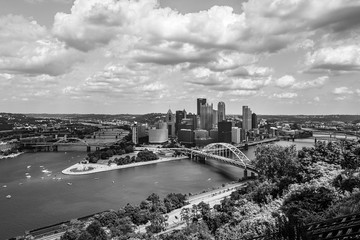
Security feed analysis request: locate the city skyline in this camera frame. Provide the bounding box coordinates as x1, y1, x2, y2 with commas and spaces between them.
1, 0, 360, 115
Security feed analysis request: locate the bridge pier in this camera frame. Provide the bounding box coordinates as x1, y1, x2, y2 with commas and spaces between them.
243, 168, 248, 180
87, 146, 91, 152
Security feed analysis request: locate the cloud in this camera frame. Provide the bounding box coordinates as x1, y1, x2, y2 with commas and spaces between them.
305, 45, 360, 72
272, 92, 298, 99
54, 0, 358, 54
0, 15, 83, 76
187, 66, 272, 91
332, 87, 353, 95
275, 75, 328, 89
292, 76, 328, 89
275, 75, 296, 88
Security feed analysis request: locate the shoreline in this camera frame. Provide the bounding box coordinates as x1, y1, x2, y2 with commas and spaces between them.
0, 152, 23, 160
62, 156, 188, 175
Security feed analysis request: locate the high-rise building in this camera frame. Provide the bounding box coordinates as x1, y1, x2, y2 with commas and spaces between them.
218, 121, 232, 143
242, 106, 252, 131
197, 98, 206, 116
231, 127, 241, 144
178, 129, 194, 145
166, 109, 175, 138
212, 109, 218, 127
149, 121, 168, 143
218, 102, 226, 122
175, 110, 187, 135
200, 103, 213, 130
131, 124, 138, 144
252, 113, 258, 129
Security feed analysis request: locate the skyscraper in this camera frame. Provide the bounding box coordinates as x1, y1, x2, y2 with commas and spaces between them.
218, 102, 226, 122
166, 109, 175, 138
252, 113, 258, 129
200, 103, 213, 130
175, 109, 187, 135
197, 98, 206, 116
242, 106, 252, 131
218, 121, 232, 143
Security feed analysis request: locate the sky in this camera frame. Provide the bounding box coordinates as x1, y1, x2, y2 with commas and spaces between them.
0, 0, 360, 115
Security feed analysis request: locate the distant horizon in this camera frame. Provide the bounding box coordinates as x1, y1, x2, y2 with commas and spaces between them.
3, 111, 360, 117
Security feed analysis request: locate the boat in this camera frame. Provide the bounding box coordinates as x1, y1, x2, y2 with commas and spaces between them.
26, 175, 31, 178
2, 185, 6, 188
67, 182, 72, 186
6, 195, 11, 199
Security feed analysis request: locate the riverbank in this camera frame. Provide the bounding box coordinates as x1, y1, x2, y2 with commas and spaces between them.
0, 152, 23, 160
62, 156, 188, 175
138, 181, 247, 234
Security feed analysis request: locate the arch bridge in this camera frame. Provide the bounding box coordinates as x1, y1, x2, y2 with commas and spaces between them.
54, 137, 90, 146
136, 142, 256, 174
189, 142, 256, 172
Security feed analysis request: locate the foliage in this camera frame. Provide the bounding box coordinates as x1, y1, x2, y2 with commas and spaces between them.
253, 145, 300, 181
137, 150, 159, 162
333, 171, 360, 193
281, 182, 339, 224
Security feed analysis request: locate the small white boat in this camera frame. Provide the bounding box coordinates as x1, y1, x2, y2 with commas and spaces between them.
27, 165, 31, 169
6, 195, 11, 199
67, 182, 72, 186
26, 175, 31, 178
2, 185, 6, 188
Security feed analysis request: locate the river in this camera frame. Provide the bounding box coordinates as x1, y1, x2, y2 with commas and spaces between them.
0, 136, 347, 239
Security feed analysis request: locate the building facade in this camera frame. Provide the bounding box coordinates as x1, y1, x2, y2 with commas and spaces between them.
197, 98, 207, 116
242, 106, 252, 131
218, 121, 232, 143
218, 102, 226, 122
252, 113, 258, 129
166, 109, 176, 138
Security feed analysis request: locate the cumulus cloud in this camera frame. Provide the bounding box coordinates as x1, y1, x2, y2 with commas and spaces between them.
275, 75, 296, 88
272, 92, 298, 99
292, 76, 328, 89
0, 15, 83, 76
187, 65, 272, 91
333, 87, 353, 95
275, 75, 328, 89
305, 45, 360, 72
53, 0, 360, 54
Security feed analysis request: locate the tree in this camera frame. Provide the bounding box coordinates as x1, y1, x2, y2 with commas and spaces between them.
60, 229, 80, 240
86, 220, 107, 240
253, 144, 299, 181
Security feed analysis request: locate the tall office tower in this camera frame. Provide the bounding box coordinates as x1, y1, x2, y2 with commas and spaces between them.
131, 123, 138, 144
218, 102, 226, 122
175, 109, 187, 135
212, 109, 218, 128
218, 121, 232, 143
200, 103, 213, 130
242, 106, 252, 131
252, 113, 258, 129
166, 109, 176, 138
197, 98, 207, 116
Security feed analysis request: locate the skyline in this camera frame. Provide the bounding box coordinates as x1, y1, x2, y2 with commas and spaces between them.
1, 0, 360, 115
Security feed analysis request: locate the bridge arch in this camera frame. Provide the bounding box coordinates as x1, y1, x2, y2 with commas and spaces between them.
202, 142, 250, 169
54, 137, 89, 146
